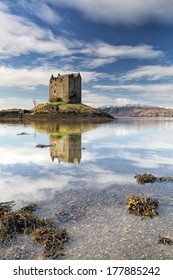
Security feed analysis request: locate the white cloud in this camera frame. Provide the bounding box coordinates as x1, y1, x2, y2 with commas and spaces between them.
0, 65, 109, 88
0, 66, 50, 88
19, 1, 61, 25
0, 4, 163, 64
94, 83, 173, 94
82, 91, 116, 108
0, 1, 9, 12
94, 84, 143, 91
112, 98, 138, 106
122, 65, 173, 81
80, 57, 117, 69
45, 0, 173, 25
0, 8, 72, 59
79, 43, 163, 69
93, 82, 173, 107
84, 42, 163, 59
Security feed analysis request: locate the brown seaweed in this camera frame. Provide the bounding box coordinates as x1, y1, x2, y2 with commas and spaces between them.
135, 173, 173, 185
33, 227, 69, 258
127, 194, 159, 218
134, 173, 157, 184
0, 202, 47, 243
0, 201, 68, 258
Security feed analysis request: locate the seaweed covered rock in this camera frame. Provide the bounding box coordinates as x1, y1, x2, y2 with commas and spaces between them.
127, 194, 159, 218
0, 201, 69, 259
135, 173, 173, 185
0, 202, 47, 243
134, 173, 157, 184
33, 227, 68, 258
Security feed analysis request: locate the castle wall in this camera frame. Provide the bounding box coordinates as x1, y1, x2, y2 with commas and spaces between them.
49, 73, 81, 103
68, 74, 81, 103
49, 75, 69, 102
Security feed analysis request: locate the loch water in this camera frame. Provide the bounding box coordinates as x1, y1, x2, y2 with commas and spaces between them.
1, 118, 173, 259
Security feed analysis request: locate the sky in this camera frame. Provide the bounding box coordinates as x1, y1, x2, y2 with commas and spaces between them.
1, 0, 173, 109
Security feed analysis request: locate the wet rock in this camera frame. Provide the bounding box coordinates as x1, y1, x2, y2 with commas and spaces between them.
158, 235, 172, 245
17, 132, 30, 136
36, 144, 53, 148
156, 177, 173, 182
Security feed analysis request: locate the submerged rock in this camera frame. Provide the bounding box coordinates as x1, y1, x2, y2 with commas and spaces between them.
36, 144, 53, 148
17, 132, 30, 136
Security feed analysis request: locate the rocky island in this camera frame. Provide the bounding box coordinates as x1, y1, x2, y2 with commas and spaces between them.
0, 103, 114, 122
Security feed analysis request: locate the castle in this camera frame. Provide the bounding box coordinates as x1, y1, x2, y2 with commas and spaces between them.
49, 73, 81, 103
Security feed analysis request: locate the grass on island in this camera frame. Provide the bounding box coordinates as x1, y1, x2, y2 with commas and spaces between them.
48, 101, 67, 105
33, 102, 99, 115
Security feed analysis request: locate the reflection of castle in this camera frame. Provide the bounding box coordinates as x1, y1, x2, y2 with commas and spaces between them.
50, 134, 81, 164
31, 121, 98, 164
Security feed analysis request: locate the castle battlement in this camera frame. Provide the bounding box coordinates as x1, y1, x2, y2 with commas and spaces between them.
49, 73, 81, 103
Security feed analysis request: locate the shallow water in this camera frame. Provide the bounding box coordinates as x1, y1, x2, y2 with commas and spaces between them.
1, 119, 173, 259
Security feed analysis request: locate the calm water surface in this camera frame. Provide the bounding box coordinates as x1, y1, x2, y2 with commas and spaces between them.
1, 119, 173, 259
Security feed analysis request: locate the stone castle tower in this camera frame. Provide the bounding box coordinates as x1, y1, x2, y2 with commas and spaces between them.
49, 73, 81, 103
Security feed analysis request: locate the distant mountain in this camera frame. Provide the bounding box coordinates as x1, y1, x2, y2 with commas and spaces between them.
99, 104, 173, 117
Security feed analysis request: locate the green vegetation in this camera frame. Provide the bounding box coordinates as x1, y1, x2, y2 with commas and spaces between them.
49, 132, 69, 137
32, 102, 99, 115
49, 102, 67, 105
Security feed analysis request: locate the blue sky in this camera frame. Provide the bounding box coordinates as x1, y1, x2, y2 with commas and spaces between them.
1, 0, 173, 109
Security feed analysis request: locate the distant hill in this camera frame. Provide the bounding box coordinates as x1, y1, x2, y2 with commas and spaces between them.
99, 104, 173, 117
